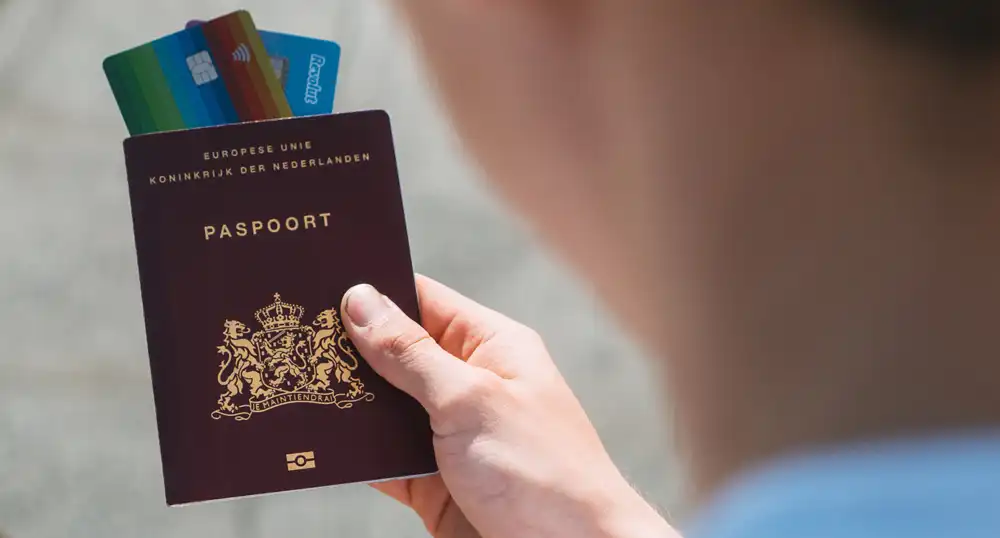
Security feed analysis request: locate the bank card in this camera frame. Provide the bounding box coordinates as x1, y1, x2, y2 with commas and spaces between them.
187, 20, 341, 117
103, 10, 292, 136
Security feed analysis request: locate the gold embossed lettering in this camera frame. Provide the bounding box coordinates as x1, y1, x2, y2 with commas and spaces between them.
236, 223, 248, 237
252, 221, 264, 235
204, 226, 216, 241
267, 219, 281, 233
304, 215, 316, 229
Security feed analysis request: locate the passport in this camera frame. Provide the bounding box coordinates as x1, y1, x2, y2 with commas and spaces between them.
122, 110, 437, 505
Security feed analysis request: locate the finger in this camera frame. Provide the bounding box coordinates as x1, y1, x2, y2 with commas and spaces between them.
414, 274, 553, 379
369, 481, 411, 506
414, 274, 515, 358
341, 283, 487, 413
370, 476, 470, 537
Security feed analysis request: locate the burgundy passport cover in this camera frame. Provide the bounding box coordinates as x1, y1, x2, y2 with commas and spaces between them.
122, 110, 437, 505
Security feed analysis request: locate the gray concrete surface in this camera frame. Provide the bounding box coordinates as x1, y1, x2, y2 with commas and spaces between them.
0, 0, 682, 536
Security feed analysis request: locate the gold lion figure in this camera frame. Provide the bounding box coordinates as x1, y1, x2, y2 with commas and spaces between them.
310, 308, 365, 398
261, 332, 310, 386
216, 320, 270, 413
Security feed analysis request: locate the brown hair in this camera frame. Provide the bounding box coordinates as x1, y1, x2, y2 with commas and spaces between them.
843, 1, 1000, 58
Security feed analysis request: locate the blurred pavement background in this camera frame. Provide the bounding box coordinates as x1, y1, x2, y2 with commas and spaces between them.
0, 0, 682, 536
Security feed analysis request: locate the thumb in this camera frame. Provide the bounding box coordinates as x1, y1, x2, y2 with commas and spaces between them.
341, 283, 480, 413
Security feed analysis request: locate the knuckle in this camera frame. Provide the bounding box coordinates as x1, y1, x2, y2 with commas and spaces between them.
514, 323, 543, 344
431, 373, 508, 437
378, 326, 434, 361
502, 321, 546, 349
435, 371, 502, 415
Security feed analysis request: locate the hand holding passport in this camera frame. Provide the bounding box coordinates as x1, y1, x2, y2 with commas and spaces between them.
102, 10, 670, 538
337, 279, 675, 538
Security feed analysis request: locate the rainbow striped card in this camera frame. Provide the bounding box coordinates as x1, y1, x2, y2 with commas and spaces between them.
186, 20, 342, 118
103, 10, 293, 136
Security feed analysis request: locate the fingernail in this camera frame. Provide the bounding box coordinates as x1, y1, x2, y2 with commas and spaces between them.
344, 284, 390, 327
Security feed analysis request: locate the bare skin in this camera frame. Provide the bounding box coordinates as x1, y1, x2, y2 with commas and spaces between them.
342, 277, 677, 538
342, 0, 1000, 536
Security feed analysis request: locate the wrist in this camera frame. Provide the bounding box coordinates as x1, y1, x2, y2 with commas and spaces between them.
582, 469, 681, 538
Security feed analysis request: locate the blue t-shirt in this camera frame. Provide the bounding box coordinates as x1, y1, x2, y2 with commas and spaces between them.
685, 431, 1000, 538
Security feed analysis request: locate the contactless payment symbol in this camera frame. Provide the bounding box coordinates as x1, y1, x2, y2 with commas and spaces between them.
232, 43, 252, 63
186, 51, 218, 86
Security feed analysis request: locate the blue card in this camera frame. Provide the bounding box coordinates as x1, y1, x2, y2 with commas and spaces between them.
187, 21, 341, 116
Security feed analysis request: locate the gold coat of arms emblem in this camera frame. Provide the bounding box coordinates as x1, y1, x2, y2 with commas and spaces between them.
211, 293, 375, 421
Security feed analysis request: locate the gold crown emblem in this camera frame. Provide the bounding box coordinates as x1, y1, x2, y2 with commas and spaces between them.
255, 293, 305, 331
